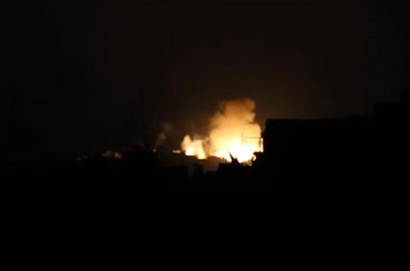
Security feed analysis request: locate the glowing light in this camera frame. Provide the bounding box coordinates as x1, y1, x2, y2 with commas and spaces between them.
181, 135, 207, 160
180, 99, 263, 163
102, 150, 122, 160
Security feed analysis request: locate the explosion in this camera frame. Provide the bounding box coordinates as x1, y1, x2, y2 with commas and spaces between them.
181, 135, 207, 160
181, 99, 263, 163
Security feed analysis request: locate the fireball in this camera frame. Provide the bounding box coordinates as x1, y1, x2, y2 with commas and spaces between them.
181, 99, 263, 163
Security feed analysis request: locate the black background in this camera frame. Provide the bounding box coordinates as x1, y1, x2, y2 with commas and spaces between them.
1, 1, 409, 157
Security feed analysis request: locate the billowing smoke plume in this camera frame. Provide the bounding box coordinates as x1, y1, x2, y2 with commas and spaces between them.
153, 122, 173, 152
209, 99, 262, 162
181, 98, 262, 163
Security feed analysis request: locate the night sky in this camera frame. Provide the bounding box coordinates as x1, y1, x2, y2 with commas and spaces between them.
1, 1, 409, 157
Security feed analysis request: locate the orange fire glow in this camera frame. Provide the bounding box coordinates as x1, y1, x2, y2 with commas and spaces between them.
181, 99, 263, 163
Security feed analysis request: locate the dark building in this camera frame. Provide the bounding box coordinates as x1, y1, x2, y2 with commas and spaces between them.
258, 91, 410, 181
261, 118, 371, 176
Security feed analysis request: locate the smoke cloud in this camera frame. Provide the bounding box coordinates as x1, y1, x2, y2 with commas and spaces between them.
181, 98, 262, 162
154, 122, 173, 152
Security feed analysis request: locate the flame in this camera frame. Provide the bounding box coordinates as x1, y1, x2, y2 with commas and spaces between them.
181, 135, 207, 160
181, 99, 262, 163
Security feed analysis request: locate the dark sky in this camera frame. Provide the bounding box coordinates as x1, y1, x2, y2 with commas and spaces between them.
1, 1, 410, 156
